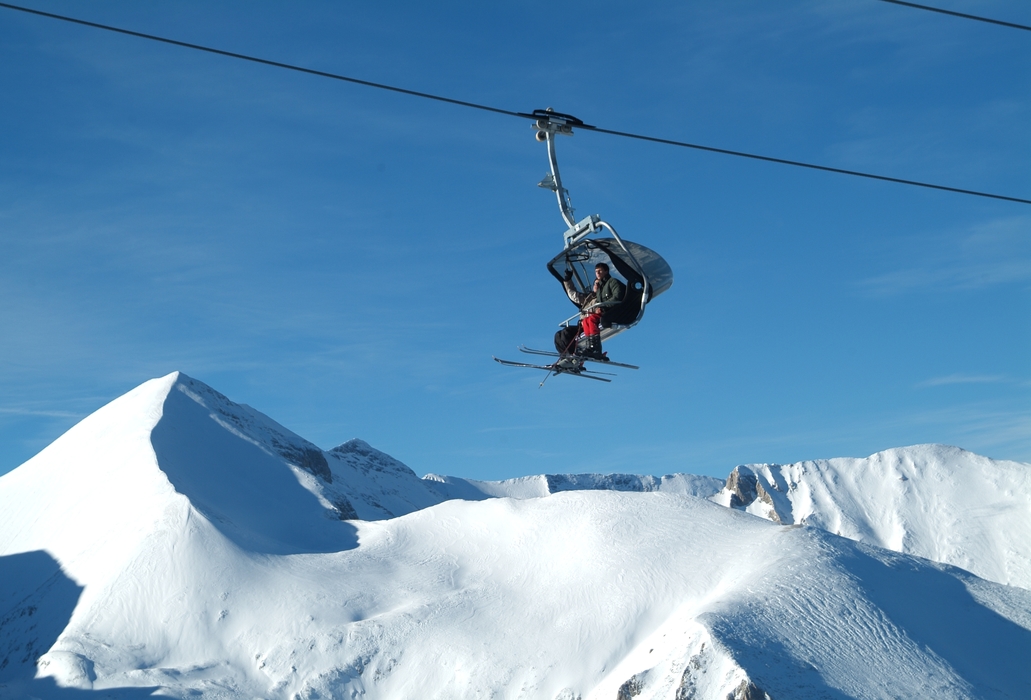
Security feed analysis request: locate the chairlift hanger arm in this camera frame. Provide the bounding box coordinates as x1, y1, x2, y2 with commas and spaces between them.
532, 110, 604, 248
532, 108, 598, 233
534, 121, 575, 228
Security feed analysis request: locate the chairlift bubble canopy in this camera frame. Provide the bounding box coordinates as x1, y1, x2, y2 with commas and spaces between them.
547, 236, 673, 330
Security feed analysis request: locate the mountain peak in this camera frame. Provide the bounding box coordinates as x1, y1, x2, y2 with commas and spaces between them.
330, 438, 417, 479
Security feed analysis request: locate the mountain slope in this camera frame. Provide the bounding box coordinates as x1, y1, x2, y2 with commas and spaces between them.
712, 444, 1031, 590
5, 484, 1031, 699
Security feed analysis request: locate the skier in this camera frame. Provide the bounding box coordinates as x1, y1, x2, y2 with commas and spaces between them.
592, 262, 627, 318
554, 263, 625, 360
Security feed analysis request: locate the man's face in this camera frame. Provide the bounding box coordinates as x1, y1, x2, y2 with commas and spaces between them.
595, 266, 608, 281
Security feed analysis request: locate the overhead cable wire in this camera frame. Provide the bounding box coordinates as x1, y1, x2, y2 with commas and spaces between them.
874, 0, 1031, 32
0, 2, 525, 121
1, 1, 1028, 206
581, 125, 1029, 205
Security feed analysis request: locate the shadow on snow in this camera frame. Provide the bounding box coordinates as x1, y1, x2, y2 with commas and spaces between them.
150, 383, 358, 555
0, 550, 160, 699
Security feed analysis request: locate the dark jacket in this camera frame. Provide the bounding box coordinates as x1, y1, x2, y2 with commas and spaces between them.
595, 275, 626, 310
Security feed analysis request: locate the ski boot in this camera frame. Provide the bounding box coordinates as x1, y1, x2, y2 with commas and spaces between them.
579, 335, 609, 361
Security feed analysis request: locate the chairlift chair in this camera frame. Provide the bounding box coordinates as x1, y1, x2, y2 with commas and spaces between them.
533, 109, 673, 344
492, 109, 674, 385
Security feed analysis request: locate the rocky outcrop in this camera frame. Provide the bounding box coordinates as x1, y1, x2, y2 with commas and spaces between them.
331, 496, 359, 521
725, 468, 758, 509
616, 673, 645, 699
717, 466, 790, 524
609, 630, 775, 700
728, 679, 772, 700
276, 443, 331, 482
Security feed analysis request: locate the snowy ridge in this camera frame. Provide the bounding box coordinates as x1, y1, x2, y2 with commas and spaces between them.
161, 374, 447, 524
711, 444, 1031, 590
128, 374, 716, 523
425, 471, 723, 502
2, 372, 1031, 698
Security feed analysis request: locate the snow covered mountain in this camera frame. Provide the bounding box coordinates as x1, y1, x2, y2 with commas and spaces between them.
711, 445, 1031, 591
1, 372, 1030, 699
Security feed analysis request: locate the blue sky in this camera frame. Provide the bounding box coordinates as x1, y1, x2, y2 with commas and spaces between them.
1, 0, 1028, 481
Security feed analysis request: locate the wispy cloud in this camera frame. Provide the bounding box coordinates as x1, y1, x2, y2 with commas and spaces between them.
918, 374, 1009, 388
860, 215, 1031, 296
0, 407, 82, 418
893, 403, 1031, 463
861, 259, 1031, 296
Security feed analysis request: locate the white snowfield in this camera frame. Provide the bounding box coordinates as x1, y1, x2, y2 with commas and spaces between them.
1, 372, 1029, 699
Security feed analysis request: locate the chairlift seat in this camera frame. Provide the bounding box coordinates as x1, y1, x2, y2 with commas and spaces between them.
547, 237, 673, 339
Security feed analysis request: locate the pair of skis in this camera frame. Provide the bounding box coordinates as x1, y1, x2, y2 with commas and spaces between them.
493, 346, 638, 386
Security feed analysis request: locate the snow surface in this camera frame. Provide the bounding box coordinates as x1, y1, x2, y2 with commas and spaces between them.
1, 372, 1030, 699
